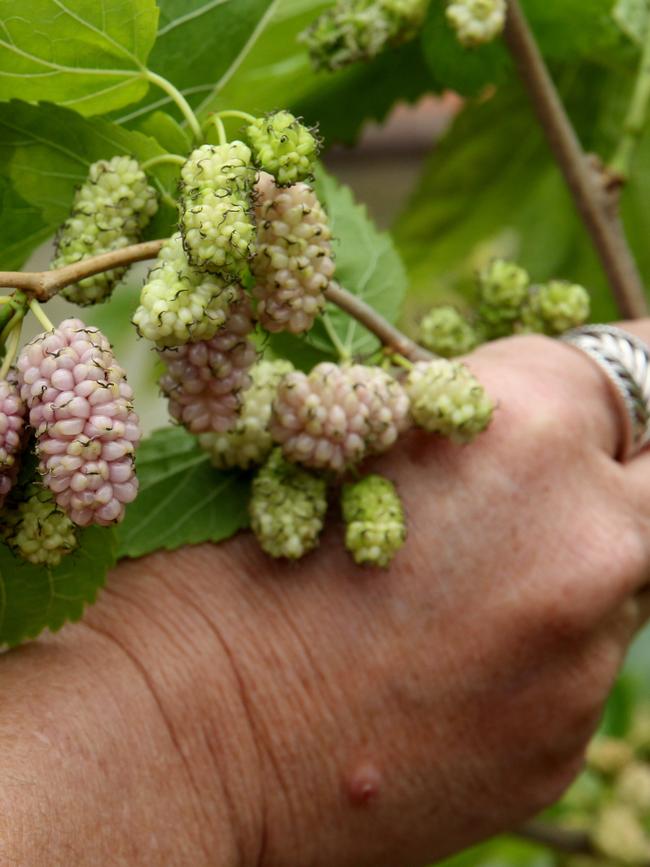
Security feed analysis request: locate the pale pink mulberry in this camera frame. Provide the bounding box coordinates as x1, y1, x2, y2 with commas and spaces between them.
0, 378, 26, 508
16, 319, 141, 527
159, 291, 257, 434
252, 173, 334, 334
270, 362, 410, 472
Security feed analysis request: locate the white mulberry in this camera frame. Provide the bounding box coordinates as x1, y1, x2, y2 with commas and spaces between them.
0, 377, 26, 508
446, 0, 506, 47
405, 359, 493, 443
419, 306, 479, 357
247, 112, 320, 186
159, 292, 257, 434
16, 319, 141, 527
133, 233, 239, 347
477, 258, 529, 338
179, 143, 256, 278
252, 173, 334, 334
54, 156, 158, 305
270, 362, 410, 473
342, 474, 406, 567
249, 448, 328, 559
6, 485, 77, 567
520, 280, 590, 335
199, 358, 294, 469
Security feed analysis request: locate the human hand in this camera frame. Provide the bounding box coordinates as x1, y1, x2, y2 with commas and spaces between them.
1, 327, 648, 867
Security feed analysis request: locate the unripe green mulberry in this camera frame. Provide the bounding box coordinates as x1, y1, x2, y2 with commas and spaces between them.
477, 259, 529, 338
616, 763, 650, 813
247, 112, 320, 186
419, 306, 479, 357
133, 233, 239, 347
342, 475, 406, 567
179, 142, 256, 278
520, 280, 590, 335
446, 0, 506, 47
199, 359, 294, 469
586, 737, 634, 776
250, 449, 328, 559
54, 156, 158, 305
405, 359, 493, 443
593, 804, 650, 864
6, 486, 77, 566
300, 0, 427, 72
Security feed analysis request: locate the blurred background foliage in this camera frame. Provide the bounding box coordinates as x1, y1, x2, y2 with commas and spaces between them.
5, 0, 650, 861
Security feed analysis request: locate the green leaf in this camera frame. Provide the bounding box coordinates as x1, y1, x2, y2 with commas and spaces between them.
392, 81, 621, 327
115, 427, 251, 559
0, 175, 53, 270
115, 0, 277, 128
0, 526, 116, 647
0, 0, 158, 115
133, 109, 191, 154
614, 0, 650, 43
0, 100, 178, 268
270, 167, 408, 365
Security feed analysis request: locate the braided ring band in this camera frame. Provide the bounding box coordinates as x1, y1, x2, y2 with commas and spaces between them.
560, 325, 650, 462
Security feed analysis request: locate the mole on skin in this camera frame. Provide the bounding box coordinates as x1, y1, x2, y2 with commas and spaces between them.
345, 762, 382, 806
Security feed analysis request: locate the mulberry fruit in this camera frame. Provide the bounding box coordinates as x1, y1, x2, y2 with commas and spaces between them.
132, 233, 239, 348
301, 0, 427, 71
54, 156, 158, 305
520, 280, 590, 335
199, 358, 294, 469
159, 291, 257, 434
179, 143, 256, 278
342, 474, 406, 567
446, 0, 506, 47
593, 805, 650, 864
249, 448, 328, 559
252, 173, 334, 334
16, 319, 141, 527
419, 306, 479, 357
6, 485, 77, 567
405, 359, 493, 443
0, 378, 26, 508
477, 259, 530, 338
270, 362, 410, 473
247, 112, 320, 186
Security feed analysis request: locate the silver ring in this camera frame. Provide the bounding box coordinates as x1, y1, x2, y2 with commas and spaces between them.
561, 324, 650, 461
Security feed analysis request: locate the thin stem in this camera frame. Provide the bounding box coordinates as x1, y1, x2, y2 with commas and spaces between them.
324, 284, 433, 363
214, 109, 256, 125
143, 70, 203, 143
29, 300, 55, 332
0, 295, 17, 306
391, 353, 414, 371
1, 308, 25, 344
322, 312, 351, 361
503, 0, 648, 319
0, 324, 21, 380
141, 153, 187, 171
610, 22, 650, 180
213, 116, 228, 147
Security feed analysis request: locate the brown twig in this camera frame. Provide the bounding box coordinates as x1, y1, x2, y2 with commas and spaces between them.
0, 239, 432, 361
516, 820, 594, 856
0, 240, 166, 301
503, 0, 648, 319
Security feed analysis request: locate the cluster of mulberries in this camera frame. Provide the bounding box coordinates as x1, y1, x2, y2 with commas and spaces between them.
0, 378, 26, 508
249, 448, 328, 559
16, 318, 141, 527
300, 0, 428, 71
133, 233, 239, 347
158, 292, 257, 434
419, 260, 591, 354
53, 156, 158, 305
270, 362, 410, 473
179, 142, 256, 278
198, 358, 293, 469
342, 475, 406, 567
446, 0, 506, 47
252, 173, 335, 334
246, 112, 320, 186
